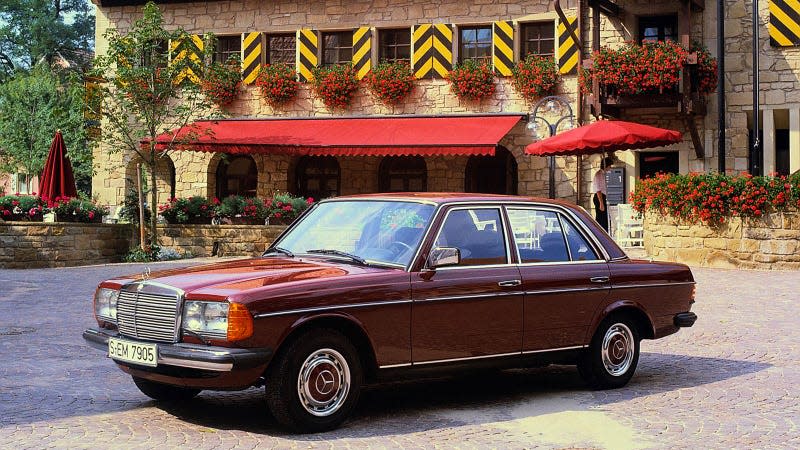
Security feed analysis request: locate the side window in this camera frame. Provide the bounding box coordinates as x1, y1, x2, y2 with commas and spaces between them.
507, 209, 569, 263
560, 215, 600, 261
434, 208, 507, 266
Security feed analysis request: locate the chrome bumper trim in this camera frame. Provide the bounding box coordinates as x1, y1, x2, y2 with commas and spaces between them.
82, 328, 271, 373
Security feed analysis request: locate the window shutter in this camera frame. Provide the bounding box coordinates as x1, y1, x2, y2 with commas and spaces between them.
170, 34, 204, 84
769, 0, 800, 46
297, 28, 319, 82
558, 16, 579, 75
493, 21, 514, 77
353, 27, 372, 80
241, 32, 263, 85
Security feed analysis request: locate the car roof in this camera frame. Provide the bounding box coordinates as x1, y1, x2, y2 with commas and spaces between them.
331, 192, 579, 208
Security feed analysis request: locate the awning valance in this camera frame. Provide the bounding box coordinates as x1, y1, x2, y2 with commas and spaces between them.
151, 115, 523, 157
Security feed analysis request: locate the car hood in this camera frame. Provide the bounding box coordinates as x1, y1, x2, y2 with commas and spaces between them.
102, 257, 393, 299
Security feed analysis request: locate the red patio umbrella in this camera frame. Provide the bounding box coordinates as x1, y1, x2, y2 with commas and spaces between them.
525, 120, 683, 156
38, 130, 78, 200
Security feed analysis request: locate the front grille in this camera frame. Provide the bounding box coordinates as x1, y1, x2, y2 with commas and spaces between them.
117, 285, 181, 343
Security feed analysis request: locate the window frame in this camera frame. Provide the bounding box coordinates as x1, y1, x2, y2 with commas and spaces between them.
295, 156, 341, 200
431, 206, 511, 269
519, 21, 556, 58
321, 30, 354, 67
637, 14, 679, 43
378, 156, 427, 192
215, 155, 258, 199
266, 33, 296, 65
212, 35, 241, 64
458, 25, 493, 64
377, 27, 412, 64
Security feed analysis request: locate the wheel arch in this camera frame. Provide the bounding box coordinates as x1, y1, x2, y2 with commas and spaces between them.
271, 313, 379, 382
593, 301, 655, 340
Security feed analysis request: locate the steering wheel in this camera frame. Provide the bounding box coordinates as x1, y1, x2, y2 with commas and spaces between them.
387, 240, 413, 256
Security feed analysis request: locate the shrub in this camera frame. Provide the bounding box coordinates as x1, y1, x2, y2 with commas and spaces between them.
118, 188, 151, 225
0, 194, 46, 220
511, 54, 559, 103
256, 63, 299, 106
446, 60, 496, 102
363, 61, 415, 106
310, 65, 359, 109
266, 192, 314, 222
158, 196, 215, 224
125, 245, 160, 262
215, 195, 269, 222
49, 196, 109, 222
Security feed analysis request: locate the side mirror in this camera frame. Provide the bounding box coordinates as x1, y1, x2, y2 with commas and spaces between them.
427, 247, 461, 269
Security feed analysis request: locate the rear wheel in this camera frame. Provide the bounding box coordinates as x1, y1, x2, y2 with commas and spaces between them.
578, 315, 640, 389
132, 376, 201, 402
265, 329, 363, 433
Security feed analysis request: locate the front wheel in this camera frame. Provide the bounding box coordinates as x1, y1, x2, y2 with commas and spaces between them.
132, 376, 201, 402
265, 329, 363, 433
578, 315, 640, 389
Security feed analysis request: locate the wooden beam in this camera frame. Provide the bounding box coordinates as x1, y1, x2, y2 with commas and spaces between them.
588, 0, 622, 17
684, 115, 705, 159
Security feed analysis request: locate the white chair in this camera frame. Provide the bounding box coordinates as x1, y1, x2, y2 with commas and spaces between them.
615, 203, 644, 248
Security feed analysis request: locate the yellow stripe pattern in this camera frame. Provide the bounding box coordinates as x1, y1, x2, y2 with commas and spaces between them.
493, 21, 514, 77
770, 0, 800, 46
297, 28, 318, 82
353, 27, 372, 80
558, 16, 579, 75
241, 32, 262, 84
412, 24, 452, 79
170, 34, 204, 85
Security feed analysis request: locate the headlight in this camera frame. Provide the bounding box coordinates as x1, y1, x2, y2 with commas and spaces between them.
94, 288, 119, 323
181, 301, 253, 342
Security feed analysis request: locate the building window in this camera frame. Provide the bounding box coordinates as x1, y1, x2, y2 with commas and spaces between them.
296, 156, 340, 199
638, 152, 679, 179
465, 146, 518, 194
378, 28, 411, 63
521, 22, 555, 57
267, 34, 295, 64
378, 156, 427, 192
213, 35, 241, 63
776, 129, 790, 176
216, 155, 258, 198
459, 26, 492, 64
143, 39, 168, 68
14, 174, 33, 195
638, 15, 678, 43
322, 31, 353, 66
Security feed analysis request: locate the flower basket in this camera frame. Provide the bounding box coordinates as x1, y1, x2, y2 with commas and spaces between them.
229, 216, 264, 225
159, 196, 216, 224
201, 55, 242, 106
446, 60, 496, 102
256, 63, 299, 106
363, 61, 415, 106
215, 195, 269, 224
0, 195, 46, 222
511, 54, 559, 104
266, 193, 315, 224
49, 197, 108, 223
311, 65, 359, 109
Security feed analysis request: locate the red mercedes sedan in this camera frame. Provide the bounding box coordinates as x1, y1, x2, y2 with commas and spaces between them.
84, 193, 697, 432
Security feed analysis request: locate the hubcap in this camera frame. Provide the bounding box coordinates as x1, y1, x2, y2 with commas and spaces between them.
297, 348, 350, 417
601, 323, 634, 376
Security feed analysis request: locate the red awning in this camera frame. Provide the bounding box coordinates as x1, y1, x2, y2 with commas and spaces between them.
525, 120, 683, 156
151, 115, 522, 156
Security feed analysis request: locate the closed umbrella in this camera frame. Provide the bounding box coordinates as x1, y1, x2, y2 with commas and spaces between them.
39, 130, 78, 200
525, 120, 683, 156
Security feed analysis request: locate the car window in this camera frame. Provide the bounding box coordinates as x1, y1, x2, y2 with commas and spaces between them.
507, 208, 569, 263
560, 215, 600, 261
434, 208, 507, 266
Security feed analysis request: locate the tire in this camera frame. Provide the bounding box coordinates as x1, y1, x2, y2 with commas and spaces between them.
265, 328, 363, 433
578, 314, 640, 389
132, 376, 201, 402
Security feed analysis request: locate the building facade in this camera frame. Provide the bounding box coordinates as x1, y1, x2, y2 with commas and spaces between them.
89, 0, 800, 213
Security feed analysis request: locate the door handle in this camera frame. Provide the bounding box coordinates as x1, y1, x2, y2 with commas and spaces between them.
590, 276, 610, 283
498, 279, 522, 287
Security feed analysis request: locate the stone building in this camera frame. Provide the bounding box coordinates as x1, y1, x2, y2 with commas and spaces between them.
89, 0, 800, 212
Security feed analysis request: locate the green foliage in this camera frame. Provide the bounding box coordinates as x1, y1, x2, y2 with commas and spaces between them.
118, 187, 151, 225
49, 196, 109, 222
124, 244, 160, 262
0, 194, 46, 220
158, 196, 215, 224
215, 195, 268, 221
267, 192, 314, 222
0, 0, 95, 77
0, 66, 92, 192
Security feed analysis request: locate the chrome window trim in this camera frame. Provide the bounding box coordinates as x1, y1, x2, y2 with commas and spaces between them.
418, 291, 521, 303
428, 205, 511, 267
611, 281, 696, 289
378, 345, 588, 369
516, 260, 608, 268
253, 299, 412, 319
524, 286, 609, 296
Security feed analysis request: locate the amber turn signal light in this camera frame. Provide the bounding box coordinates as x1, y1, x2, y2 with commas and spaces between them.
227, 303, 254, 341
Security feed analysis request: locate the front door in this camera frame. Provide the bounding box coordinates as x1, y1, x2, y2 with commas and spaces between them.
411, 207, 523, 362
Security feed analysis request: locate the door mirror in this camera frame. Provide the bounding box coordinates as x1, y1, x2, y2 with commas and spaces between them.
427, 247, 461, 269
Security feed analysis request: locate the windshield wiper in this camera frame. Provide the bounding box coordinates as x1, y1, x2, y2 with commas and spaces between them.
307, 249, 367, 265
263, 246, 294, 258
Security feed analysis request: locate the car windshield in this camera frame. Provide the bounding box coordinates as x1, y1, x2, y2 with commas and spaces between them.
274, 200, 436, 267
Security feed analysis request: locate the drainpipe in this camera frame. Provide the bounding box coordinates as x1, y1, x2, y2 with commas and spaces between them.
752, 0, 760, 174
717, 0, 726, 173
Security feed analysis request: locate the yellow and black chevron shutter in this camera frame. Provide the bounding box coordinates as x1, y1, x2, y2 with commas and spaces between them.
241, 32, 262, 84
412, 24, 453, 79
558, 17, 579, 75
353, 27, 372, 80
493, 21, 514, 76
769, 0, 800, 46
297, 28, 319, 82
170, 34, 204, 84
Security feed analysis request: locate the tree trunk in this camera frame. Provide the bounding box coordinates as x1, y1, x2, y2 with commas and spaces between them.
148, 152, 159, 250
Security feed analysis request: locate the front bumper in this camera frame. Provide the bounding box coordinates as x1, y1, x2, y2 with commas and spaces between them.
83, 328, 272, 372
673, 312, 698, 328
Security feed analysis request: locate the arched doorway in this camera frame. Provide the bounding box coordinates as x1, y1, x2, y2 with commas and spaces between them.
464, 146, 518, 194
295, 156, 340, 199
378, 156, 427, 192
215, 155, 258, 198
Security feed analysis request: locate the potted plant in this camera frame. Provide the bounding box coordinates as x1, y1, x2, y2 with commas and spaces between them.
215, 195, 269, 224
511, 54, 559, 103
49, 196, 109, 223
363, 61, 415, 106
256, 63, 300, 106
0, 194, 46, 221
310, 65, 359, 109
158, 196, 215, 224
200, 55, 242, 107
266, 193, 314, 225
446, 60, 496, 102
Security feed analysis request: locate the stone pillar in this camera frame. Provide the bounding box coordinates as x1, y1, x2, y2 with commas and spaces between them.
791, 108, 800, 173
763, 109, 776, 175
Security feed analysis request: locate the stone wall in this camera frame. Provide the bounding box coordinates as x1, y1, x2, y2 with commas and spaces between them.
0, 222, 133, 269
643, 212, 800, 270
157, 224, 287, 257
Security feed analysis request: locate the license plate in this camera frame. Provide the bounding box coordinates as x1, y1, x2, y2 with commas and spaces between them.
108, 337, 158, 367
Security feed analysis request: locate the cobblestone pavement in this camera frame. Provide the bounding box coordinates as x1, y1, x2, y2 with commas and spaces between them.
0, 259, 797, 449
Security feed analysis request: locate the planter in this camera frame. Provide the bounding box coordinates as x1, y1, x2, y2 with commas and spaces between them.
165, 217, 213, 225
229, 216, 265, 225
55, 213, 103, 223
9, 213, 44, 222
267, 216, 294, 226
